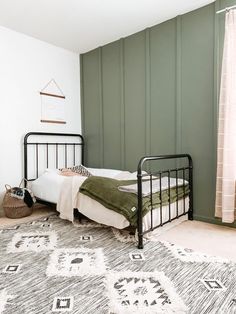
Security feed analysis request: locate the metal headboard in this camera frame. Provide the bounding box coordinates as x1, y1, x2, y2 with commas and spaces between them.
24, 132, 84, 183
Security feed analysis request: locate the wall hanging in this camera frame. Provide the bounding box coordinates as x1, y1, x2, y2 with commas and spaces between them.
40, 79, 66, 124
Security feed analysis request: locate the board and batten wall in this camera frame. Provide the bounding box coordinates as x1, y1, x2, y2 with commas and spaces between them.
80, 0, 236, 225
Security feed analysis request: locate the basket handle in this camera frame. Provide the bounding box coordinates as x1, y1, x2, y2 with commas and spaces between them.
5, 184, 12, 191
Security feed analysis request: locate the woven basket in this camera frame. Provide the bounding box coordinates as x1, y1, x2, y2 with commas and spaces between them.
3, 185, 33, 219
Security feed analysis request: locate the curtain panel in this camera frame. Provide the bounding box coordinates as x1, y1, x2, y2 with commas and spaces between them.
215, 10, 236, 223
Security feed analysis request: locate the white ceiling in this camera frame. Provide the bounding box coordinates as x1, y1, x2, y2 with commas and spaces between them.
0, 0, 215, 53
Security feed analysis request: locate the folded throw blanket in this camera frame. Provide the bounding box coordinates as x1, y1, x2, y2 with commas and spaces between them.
79, 176, 189, 227
118, 176, 188, 196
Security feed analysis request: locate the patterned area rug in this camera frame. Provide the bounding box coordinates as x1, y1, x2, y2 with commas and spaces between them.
0, 214, 236, 314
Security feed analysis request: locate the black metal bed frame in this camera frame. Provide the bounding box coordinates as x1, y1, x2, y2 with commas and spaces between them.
137, 155, 193, 249
24, 132, 84, 183
24, 132, 193, 249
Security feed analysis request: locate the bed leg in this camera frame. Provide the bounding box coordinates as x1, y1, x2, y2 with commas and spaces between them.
188, 210, 193, 220
74, 208, 82, 222
138, 235, 144, 249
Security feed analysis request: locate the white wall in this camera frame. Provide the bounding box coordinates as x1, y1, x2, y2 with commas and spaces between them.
0, 26, 81, 212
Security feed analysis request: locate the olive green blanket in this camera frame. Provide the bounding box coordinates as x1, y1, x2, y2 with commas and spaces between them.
79, 176, 189, 227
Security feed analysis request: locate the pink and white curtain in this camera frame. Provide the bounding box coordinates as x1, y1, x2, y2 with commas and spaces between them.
215, 10, 236, 223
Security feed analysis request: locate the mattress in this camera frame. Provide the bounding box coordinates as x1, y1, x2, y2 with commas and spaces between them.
78, 193, 189, 231
30, 167, 189, 230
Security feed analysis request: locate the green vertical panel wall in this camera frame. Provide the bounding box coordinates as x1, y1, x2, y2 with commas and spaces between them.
81, 50, 101, 167
181, 5, 215, 219
102, 41, 121, 169
124, 32, 146, 171
80, 0, 236, 225
150, 19, 177, 171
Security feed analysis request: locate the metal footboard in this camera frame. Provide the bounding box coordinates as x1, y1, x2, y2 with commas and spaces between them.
137, 154, 193, 249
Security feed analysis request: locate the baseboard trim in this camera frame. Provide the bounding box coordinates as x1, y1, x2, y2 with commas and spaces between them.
193, 214, 236, 228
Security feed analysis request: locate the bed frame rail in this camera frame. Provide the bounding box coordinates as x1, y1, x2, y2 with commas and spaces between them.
137, 154, 193, 249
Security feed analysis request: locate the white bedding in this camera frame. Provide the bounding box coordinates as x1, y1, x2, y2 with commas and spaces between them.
30, 168, 189, 231
30, 169, 65, 204
30, 167, 124, 204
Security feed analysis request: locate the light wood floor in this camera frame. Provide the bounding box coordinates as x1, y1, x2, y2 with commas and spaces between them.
158, 220, 236, 262
1, 205, 236, 262
0, 203, 56, 227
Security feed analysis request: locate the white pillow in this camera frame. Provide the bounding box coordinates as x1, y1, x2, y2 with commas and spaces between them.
30, 170, 65, 203
86, 167, 123, 178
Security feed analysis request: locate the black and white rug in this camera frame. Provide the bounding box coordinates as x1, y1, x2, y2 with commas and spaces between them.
0, 214, 236, 314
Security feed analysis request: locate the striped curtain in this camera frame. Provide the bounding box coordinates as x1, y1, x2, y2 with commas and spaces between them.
215, 10, 236, 223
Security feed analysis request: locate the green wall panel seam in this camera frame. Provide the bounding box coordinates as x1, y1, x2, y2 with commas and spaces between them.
176, 16, 182, 155
145, 28, 151, 159
120, 39, 125, 170
98, 47, 104, 167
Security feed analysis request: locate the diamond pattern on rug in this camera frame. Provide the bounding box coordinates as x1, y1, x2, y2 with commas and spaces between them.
7, 232, 57, 253
129, 253, 145, 261
3, 265, 21, 274
106, 271, 187, 314
47, 248, 106, 277
80, 235, 93, 241
52, 297, 74, 312
200, 279, 226, 291
162, 241, 229, 263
